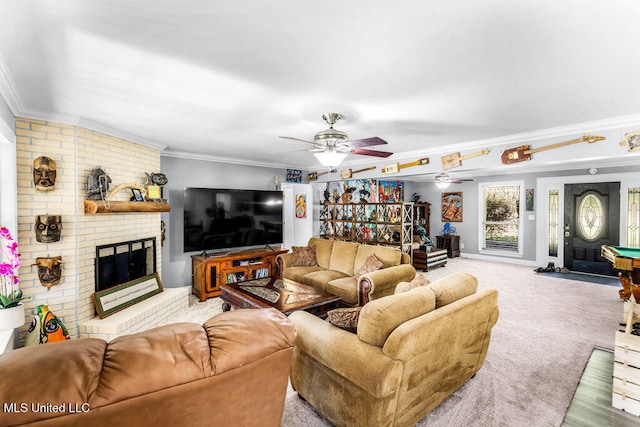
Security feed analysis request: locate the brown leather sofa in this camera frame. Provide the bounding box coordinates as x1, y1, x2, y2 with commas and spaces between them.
277, 237, 416, 306
289, 272, 499, 427
0, 308, 296, 427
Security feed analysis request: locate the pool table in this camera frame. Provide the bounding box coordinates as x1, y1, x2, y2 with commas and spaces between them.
601, 245, 640, 300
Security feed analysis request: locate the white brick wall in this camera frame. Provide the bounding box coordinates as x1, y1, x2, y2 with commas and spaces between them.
15, 118, 176, 341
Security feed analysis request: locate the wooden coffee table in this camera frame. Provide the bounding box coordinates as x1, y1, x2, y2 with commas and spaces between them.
220, 277, 342, 317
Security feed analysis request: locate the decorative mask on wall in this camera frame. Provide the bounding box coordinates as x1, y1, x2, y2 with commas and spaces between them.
33, 256, 63, 289
35, 215, 62, 243
33, 156, 57, 191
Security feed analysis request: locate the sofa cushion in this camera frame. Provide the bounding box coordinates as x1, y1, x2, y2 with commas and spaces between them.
302, 269, 351, 292
291, 246, 318, 266
354, 244, 402, 269
309, 237, 334, 269
354, 254, 384, 280
427, 272, 478, 308
394, 274, 430, 294
326, 276, 359, 305
329, 241, 360, 276
282, 265, 326, 283
326, 307, 362, 333
358, 286, 436, 347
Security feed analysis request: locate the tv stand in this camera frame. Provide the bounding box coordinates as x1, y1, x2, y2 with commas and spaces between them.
191, 248, 288, 301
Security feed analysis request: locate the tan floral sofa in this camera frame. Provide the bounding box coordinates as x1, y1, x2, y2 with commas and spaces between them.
276, 237, 416, 306
289, 272, 500, 427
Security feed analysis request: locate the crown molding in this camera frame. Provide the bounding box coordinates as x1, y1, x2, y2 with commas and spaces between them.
0, 51, 26, 114
13, 108, 167, 152
75, 118, 167, 151
160, 149, 294, 170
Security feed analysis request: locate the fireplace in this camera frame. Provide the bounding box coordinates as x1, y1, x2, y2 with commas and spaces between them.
95, 237, 157, 292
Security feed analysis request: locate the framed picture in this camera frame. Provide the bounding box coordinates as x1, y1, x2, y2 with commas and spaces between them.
131, 188, 144, 201
526, 189, 534, 211
287, 169, 302, 183
93, 272, 164, 319
378, 180, 404, 203
441, 192, 463, 222
295, 193, 307, 218
146, 185, 162, 200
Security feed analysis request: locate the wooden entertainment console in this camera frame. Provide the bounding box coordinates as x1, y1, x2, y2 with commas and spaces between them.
191, 248, 288, 301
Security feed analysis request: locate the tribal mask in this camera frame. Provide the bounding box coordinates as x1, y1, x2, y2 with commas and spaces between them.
34, 256, 63, 289
33, 156, 57, 191
35, 215, 62, 243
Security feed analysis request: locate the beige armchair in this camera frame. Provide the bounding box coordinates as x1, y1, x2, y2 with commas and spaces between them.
289, 272, 499, 427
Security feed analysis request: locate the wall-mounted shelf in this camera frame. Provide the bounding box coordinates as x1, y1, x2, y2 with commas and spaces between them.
84, 200, 171, 214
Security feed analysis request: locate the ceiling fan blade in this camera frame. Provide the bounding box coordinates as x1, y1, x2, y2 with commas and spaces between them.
450, 179, 474, 183
348, 136, 388, 148
279, 136, 317, 146
268, 147, 319, 154
350, 148, 393, 158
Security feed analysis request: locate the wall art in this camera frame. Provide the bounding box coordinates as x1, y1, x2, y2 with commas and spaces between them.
296, 193, 307, 218
441, 192, 463, 222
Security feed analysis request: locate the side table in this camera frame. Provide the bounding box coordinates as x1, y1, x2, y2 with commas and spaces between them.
436, 235, 460, 258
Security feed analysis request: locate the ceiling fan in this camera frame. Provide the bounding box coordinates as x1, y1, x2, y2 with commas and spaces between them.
432, 172, 474, 189
279, 113, 393, 166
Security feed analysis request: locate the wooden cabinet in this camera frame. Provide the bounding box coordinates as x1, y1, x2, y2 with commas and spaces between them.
191, 249, 288, 301
436, 235, 460, 258
319, 202, 413, 255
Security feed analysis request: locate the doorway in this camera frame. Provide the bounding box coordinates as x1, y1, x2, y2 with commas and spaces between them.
563, 182, 619, 276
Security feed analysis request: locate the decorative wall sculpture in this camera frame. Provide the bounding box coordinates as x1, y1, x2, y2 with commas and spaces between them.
33, 256, 63, 289
34, 215, 62, 243
33, 156, 57, 191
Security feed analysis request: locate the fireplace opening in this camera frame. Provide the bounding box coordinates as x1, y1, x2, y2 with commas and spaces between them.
95, 237, 157, 292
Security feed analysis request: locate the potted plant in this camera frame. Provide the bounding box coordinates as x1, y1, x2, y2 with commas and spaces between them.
0, 226, 25, 330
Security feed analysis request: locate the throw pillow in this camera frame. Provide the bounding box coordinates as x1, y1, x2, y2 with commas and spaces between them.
354, 254, 384, 280
395, 274, 431, 294
326, 307, 362, 333
291, 246, 318, 266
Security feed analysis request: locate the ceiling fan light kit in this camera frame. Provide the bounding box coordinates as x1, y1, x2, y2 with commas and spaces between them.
436, 181, 451, 189
315, 151, 348, 167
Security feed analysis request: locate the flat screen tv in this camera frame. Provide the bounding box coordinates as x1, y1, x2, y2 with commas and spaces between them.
183, 187, 284, 253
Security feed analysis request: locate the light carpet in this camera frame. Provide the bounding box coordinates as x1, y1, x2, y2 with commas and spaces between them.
164, 257, 622, 427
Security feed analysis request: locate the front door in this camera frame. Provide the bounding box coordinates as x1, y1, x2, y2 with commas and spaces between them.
564, 182, 620, 275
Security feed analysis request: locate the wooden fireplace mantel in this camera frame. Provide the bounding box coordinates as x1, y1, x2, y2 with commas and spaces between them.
84, 200, 171, 214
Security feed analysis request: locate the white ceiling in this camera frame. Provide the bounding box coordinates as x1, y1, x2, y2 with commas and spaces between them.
1, 0, 640, 172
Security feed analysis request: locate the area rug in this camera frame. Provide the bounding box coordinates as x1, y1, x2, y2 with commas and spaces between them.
536, 270, 621, 287
164, 257, 622, 427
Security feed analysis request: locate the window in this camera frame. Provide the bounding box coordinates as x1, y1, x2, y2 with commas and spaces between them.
480, 183, 522, 254
628, 188, 640, 248
577, 192, 604, 241
548, 190, 559, 257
